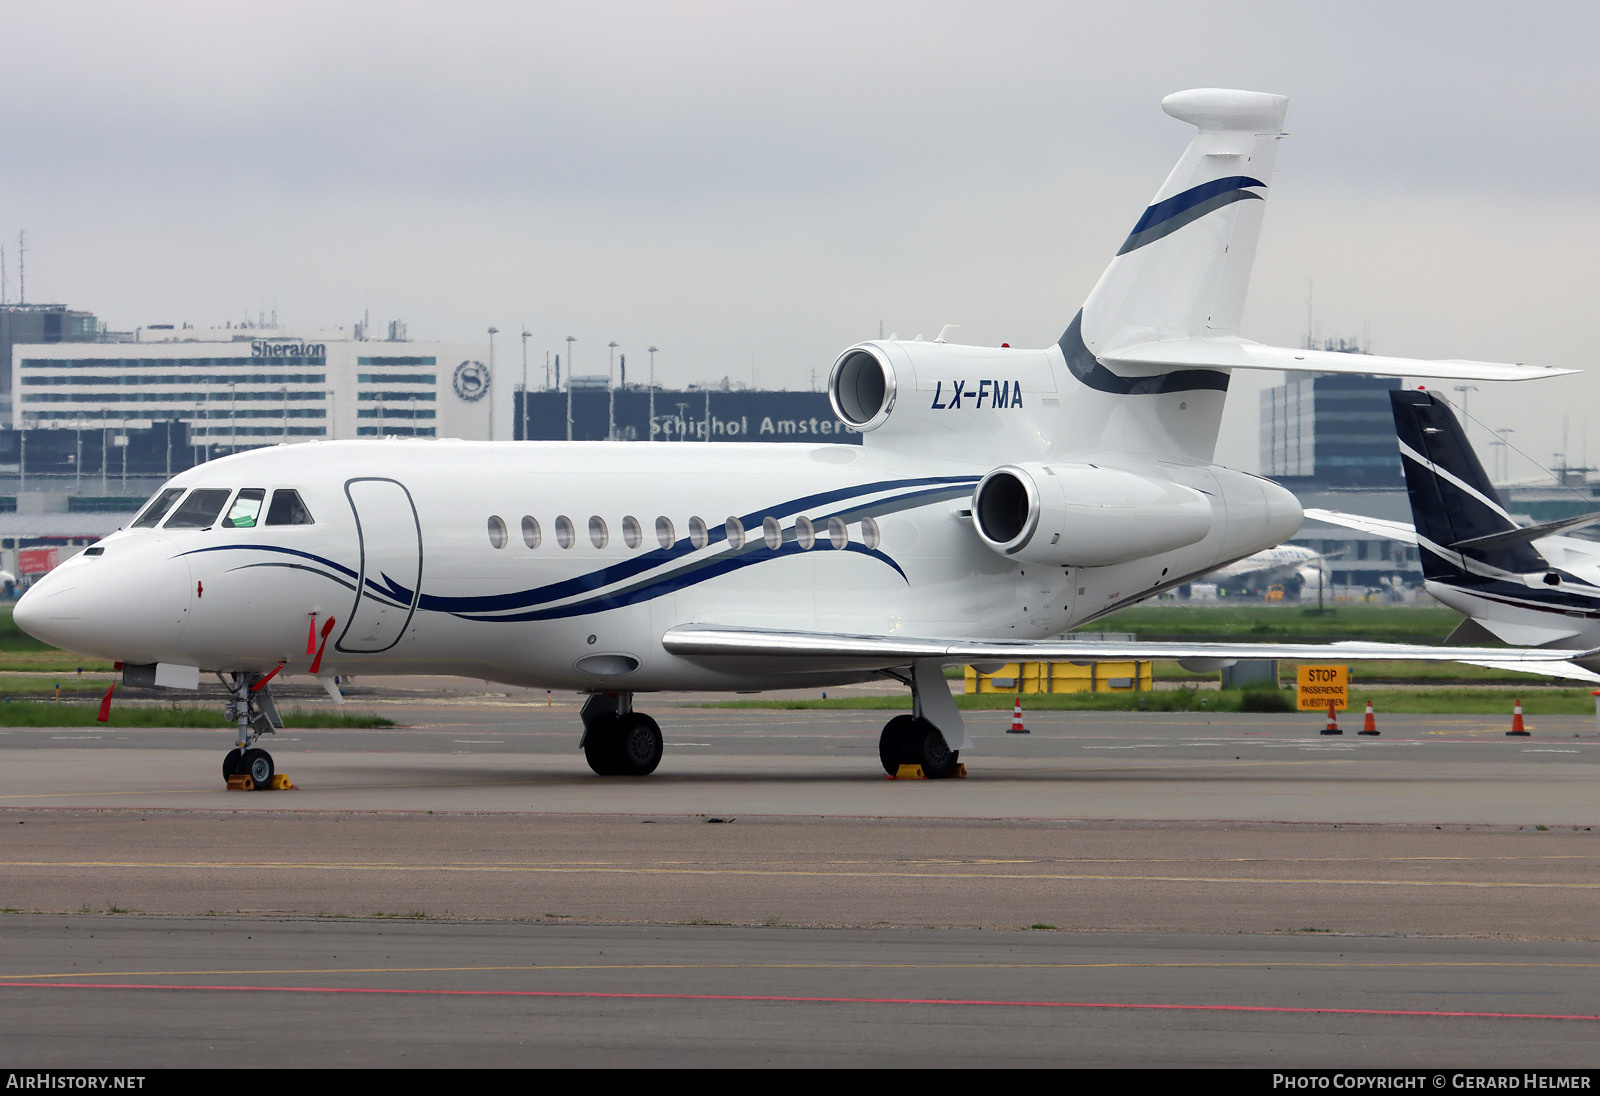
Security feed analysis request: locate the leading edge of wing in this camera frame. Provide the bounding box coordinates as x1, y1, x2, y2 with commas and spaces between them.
662, 625, 1589, 667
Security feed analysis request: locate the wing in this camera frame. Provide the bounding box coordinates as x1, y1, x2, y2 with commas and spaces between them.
663, 625, 1592, 673
1104, 338, 1575, 382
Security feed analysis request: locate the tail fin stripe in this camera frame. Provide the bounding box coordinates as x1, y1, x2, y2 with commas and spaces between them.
1398, 440, 1517, 523
1057, 312, 1230, 395
1117, 176, 1266, 255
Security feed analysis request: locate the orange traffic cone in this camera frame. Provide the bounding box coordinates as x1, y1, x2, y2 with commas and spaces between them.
1008, 695, 1028, 734
1359, 700, 1379, 736
1507, 698, 1530, 737
1321, 701, 1342, 735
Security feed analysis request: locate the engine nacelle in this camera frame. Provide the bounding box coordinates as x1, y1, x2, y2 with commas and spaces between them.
972, 462, 1212, 567
827, 339, 1060, 459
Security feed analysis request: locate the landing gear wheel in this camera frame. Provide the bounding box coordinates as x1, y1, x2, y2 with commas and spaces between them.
583, 716, 623, 776
242, 748, 275, 788
878, 714, 919, 776
910, 720, 960, 780
222, 748, 246, 780
615, 714, 663, 777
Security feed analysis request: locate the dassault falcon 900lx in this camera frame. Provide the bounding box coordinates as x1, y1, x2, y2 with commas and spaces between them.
14, 89, 1578, 785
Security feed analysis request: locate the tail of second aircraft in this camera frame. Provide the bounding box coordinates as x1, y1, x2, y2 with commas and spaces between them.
1390, 389, 1548, 580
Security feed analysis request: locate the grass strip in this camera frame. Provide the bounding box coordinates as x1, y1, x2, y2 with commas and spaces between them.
0, 701, 394, 728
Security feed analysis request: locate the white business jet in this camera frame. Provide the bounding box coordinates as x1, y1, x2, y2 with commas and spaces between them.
14, 89, 1578, 785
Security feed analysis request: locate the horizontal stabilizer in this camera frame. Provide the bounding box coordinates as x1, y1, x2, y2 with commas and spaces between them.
1303, 508, 1418, 544
1103, 338, 1574, 382
1453, 509, 1600, 550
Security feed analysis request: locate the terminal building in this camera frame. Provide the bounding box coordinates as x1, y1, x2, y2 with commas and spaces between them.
11, 323, 492, 447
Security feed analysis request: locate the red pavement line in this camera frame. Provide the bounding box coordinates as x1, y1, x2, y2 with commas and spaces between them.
1, 981, 1597, 1021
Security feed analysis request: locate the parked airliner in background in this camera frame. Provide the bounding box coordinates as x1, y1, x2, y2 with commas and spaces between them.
1189, 544, 1325, 598
1308, 390, 1600, 682
14, 90, 1580, 785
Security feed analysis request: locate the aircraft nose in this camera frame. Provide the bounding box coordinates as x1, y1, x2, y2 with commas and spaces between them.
14, 538, 193, 663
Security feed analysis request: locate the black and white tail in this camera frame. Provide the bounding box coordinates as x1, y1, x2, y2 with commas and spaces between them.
1391, 389, 1548, 580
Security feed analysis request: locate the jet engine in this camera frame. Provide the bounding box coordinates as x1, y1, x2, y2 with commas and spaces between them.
971, 462, 1212, 567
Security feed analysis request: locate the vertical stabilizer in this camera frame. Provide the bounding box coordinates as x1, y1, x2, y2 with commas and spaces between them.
1052, 89, 1288, 462
1084, 89, 1288, 350
1391, 389, 1547, 579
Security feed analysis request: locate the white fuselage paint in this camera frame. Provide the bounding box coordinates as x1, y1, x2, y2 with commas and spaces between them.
17, 427, 1299, 693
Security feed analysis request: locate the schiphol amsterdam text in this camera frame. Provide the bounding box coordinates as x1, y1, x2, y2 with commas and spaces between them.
650, 414, 859, 441
1273, 1077, 1591, 1090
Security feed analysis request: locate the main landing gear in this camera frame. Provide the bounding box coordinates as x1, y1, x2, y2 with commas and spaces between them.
220, 671, 284, 788
877, 660, 970, 779
580, 692, 663, 776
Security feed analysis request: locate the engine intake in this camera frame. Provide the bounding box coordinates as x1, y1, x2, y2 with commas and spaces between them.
827, 345, 896, 430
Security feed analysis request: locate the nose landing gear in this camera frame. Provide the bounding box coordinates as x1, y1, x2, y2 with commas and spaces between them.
220, 671, 288, 789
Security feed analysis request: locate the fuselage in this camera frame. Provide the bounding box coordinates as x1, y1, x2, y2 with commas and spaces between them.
15, 435, 1299, 692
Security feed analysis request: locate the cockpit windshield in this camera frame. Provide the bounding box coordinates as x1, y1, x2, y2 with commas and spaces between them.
131, 488, 186, 529
163, 489, 233, 529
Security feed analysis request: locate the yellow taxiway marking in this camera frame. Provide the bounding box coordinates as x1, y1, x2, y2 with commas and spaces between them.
3, 859, 1597, 888
7, 959, 1600, 981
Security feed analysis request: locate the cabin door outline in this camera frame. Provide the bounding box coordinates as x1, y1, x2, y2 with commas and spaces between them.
337, 477, 423, 654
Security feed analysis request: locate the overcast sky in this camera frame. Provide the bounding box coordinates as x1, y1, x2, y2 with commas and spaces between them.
2, 1, 1598, 472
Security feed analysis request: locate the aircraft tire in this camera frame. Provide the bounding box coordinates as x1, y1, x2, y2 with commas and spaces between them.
910, 720, 960, 780
242, 748, 274, 788
878, 714, 919, 775
583, 718, 623, 776
616, 714, 663, 777
222, 748, 246, 781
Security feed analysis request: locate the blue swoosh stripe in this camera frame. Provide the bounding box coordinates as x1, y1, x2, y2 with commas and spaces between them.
1056, 311, 1229, 395
430, 480, 971, 618
452, 541, 907, 623
1118, 176, 1265, 255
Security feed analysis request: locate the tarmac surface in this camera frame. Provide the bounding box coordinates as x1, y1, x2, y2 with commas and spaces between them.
3, 677, 1599, 1067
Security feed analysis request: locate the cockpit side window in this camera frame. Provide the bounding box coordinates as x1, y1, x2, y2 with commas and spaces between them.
132, 488, 186, 529
163, 488, 234, 529
265, 489, 315, 526
225, 489, 266, 528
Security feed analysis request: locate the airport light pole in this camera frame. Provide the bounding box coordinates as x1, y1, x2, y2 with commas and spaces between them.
648, 345, 658, 441
1453, 384, 1478, 446
565, 335, 575, 442
487, 326, 499, 441
520, 326, 530, 442
1496, 427, 1515, 482
608, 341, 619, 440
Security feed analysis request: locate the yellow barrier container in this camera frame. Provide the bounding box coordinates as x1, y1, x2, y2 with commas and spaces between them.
964, 660, 1153, 694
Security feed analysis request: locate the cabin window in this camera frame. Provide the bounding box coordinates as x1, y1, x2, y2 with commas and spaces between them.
656, 516, 675, 549
488, 515, 508, 549
861, 516, 881, 550
622, 516, 643, 549
689, 516, 708, 549
521, 515, 541, 549
265, 489, 315, 526
828, 517, 848, 549
589, 516, 609, 549
725, 516, 745, 550
763, 516, 782, 550
555, 515, 575, 549
794, 515, 815, 550
163, 488, 233, 529
132, 487, 185, 529
225, 489, 266, 529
